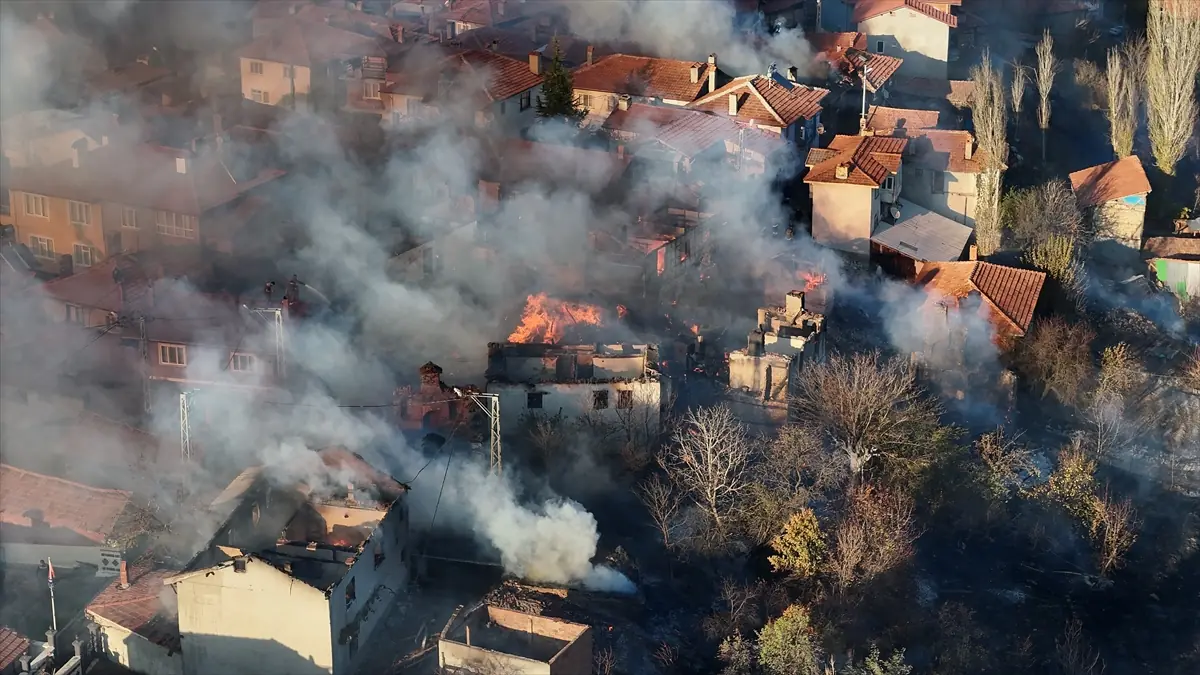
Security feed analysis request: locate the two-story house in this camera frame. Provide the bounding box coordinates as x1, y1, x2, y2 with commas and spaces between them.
865, 106, 982, 227
805, 134, 907, 256
383, 49, 543, 133
688, 68, 829, 147
572, 53, 730, 122
166, 448, 410, 675
6, 139, 284, 273
852, 0, 959, 79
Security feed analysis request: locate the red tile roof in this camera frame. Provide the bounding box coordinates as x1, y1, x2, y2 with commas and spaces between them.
917, 261, 1046, 339
1068, 156, 1152, 209
0, 626, 30, 672
810, 34, 904, 92
6, 143, 285, 216
804, 134, 908, 186
853, 0, 959, 26
573, 54, 720, 102
87, 557, 181, 652
453, 49, 543, 101
1143, 236, 1200, 261
690, 75, 829, 127
603, 103, 784, 158
865, 105, 941, 133
906, 129, 982, 173
0, 464, 134, 544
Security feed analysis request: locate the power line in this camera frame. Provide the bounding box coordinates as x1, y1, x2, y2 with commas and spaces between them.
424, 443, 455, 553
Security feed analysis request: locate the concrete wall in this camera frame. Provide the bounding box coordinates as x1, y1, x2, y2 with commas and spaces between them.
240, 59, 310, 105
440, 640, 551, 675
859, 9, 950, 79
811, 183, 874, 255
487, 379, 662, 434
728, 352, 792, 402
328, 501, 410, 675
90, 614, 183, 675
1092, 196, 1147, 251
902, 166, 978, 228
174, 559, 334, 675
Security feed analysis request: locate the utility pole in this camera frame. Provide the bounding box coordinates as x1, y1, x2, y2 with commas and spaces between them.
859, 66, 874, 134
139, 315, 150, 413
246, 307, 286, 380
453, 389, 502, 475
179, 390, 193, 462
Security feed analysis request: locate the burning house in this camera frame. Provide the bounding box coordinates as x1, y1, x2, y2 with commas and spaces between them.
726, 289, 827, 426
438, 604, 593, 675
164, 448, 409, 675
485, 342, 664, 435
392, 361, 481, 435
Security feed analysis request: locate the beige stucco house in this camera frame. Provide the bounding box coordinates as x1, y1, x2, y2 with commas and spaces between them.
1069, 156, 1152, 255
165, 450, 410, 675
805, 134, 908, 256
854, 0, 958, 80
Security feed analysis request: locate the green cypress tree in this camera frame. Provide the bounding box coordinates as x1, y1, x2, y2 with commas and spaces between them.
535, 39, 585, 123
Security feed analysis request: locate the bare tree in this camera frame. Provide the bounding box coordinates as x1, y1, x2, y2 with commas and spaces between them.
1036, 30, 1060, 154
791, 352, 942, 482
659, 406, 755, 535
594, 647, 617, 675
1010, 61, 1029, 115
1006, 178, 1087, 248
1056, 619, 1106, 675
1074, 59, 1108, 111
1018, 318, 1095, 406
1146, 0, 1200, 175
970, 50, 1008, 255
829, 486, 920, 590
1105, 47, 1137, 158
1090, 488, 1140, 577
637, 474, 685, 549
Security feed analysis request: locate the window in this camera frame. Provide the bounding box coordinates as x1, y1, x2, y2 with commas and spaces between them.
249, 60, 264, 75
24, 193, 48, 217
579, 94, 592, 108
882, 175, 895, 192
159, 344, 187, 366
282, 64, 293, 78
65, 304, 85, 325
29, 235, 54, 259
527, 392, 544, 409
520, 90, 532, 111
121, 207, 138, 229
592, 390, 609, 410
250, 89, 269, 104
344, 577, 356, 607
155, 211, 197, 239
68, 201, 91, 225
230, 353, 256, 372
72, 244, 95, 267
932, 171, 946, 194
875, 41, 885, 53
617, 390, 633, 410
363, 81, 381, 99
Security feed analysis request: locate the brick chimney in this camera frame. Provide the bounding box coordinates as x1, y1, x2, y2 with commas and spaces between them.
617, 144, 625, 159
728, 92, 738, 116
965, 133, 974, 160
708, 54, 718, 93
118, 560, 130, 590
690, 64, 700, 84
786, 66, 798, 81
968, 244, 978, 261
419, 361, 444, 393
529, 51, 542, 75
617, 94, 630, 111
835, 163, 849, 180
586, 45, 594, 66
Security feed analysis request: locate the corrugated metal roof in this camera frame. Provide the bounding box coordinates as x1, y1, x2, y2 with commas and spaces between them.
870, 201, 972, 262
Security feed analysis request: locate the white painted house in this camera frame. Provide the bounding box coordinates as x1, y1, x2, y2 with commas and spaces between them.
854, 0, 959, 80
485, 342, 664, 436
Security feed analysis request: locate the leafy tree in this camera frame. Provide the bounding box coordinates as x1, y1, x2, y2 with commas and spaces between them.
768, 509, 825, 578
718, 634, 755, 675
756, 605, 822, 675
1037, 439, 1099, 523
843, 646, 913, 675
535, 39, 586, 123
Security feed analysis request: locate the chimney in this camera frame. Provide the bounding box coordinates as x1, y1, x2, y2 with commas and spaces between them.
835, 163, 849, 180
616, 145, 625, 159
965, 134, 974, 160
786, 291, 805, 318
708, 54, 718, 93
419, 361, 444, 392
346, 482, 357, 504
119, 560, 130, 589
690, 64, 700, 84
175, 156, 188, 174
586, 45, 594, 66
618, 94, 630, 111
465, 626, 472, 647
728, 92, 738, 116
786, 66, 798, 82
529, 51, 542, 76
968, 244, 978, 261
496, 0, 505, 16
747, 331, 763, 357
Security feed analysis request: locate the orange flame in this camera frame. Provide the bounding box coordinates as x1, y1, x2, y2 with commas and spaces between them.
507, 293, 604, 344
798, 271, 827, 293
616, 304, 628, 319
690, 324, 700, 335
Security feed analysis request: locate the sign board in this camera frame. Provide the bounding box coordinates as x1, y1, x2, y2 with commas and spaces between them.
98, 549, 122, 577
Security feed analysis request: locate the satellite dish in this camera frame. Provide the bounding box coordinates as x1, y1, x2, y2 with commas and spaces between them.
890, 205, 901, 219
